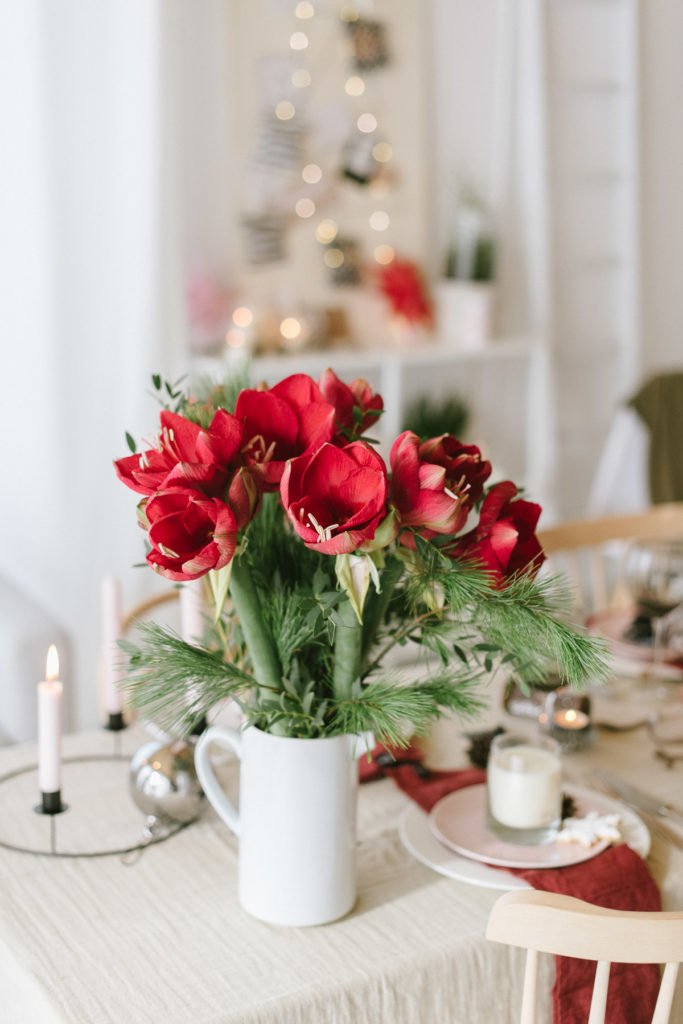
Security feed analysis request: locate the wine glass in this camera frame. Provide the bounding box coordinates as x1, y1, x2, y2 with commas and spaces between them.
624, 540, 683, 697
625, 539, 683, 634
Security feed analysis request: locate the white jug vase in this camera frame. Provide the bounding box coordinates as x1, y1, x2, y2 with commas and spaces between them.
195, 725, 360, 927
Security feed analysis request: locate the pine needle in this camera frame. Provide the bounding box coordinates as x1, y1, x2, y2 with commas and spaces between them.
120, 621, 257, 736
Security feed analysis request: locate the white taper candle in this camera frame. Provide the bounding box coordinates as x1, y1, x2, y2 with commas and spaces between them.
180, 580, 205, 645
102, 575, 123, 714
38, 645, 62, 793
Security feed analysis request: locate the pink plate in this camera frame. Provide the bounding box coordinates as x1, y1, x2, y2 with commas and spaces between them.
429, 784, 611, 869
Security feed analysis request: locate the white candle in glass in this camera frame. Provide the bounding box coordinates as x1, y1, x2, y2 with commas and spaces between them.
102, 575, 123, 714
488, 744, 562, 830
180, 580, 205, 644
38, 645, 62, 794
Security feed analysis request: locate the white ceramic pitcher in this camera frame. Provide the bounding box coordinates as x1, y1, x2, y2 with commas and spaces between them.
194, 725, 359, 927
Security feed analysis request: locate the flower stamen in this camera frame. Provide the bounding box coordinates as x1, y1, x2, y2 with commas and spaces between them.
307, 512, 339, 543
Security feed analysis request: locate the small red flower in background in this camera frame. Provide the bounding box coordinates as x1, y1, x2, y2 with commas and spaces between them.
318, 368, 383, 439
281, 441, 395, 555
143, 489, 237, 581
447, 481, 545, 584
376, 259, 432, 325
235, 374, 336, 490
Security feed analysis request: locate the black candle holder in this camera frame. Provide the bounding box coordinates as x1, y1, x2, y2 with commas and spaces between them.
105, 712, 126, 732
104, 712, 128, 757
35, 790, 67, 815
0, 753, 191, 860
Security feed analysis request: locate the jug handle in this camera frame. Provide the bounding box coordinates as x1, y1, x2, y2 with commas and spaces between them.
194, 726, 242, 835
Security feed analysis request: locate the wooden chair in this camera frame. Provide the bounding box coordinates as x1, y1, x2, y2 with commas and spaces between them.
122, 590, 178, 635
486, 889, 683, 1024
537, 503, 683, 615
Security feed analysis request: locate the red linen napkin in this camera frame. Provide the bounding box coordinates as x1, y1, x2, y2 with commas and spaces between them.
362, 744, 661, 1024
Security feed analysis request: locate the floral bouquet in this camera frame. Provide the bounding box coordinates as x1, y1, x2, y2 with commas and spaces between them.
115, 370, 605, 744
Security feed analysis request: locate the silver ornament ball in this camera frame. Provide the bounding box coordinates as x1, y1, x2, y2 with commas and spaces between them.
130, 737, 203, 825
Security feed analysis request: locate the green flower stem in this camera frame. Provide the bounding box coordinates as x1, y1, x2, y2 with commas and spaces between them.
360, 556, 404, 665
333, 597, 362, 701
229, 558, 282, 693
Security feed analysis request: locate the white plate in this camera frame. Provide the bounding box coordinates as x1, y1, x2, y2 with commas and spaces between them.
399, 784, 650, 891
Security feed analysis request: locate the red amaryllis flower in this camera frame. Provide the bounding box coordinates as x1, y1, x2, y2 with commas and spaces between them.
281, 442, 396, 555
319, 368, 383, 438
235, 374, 336, 490
418, 434, 492, 509
114, 408, 243, 498
390, 431, 469, 539
143, 488, 237, 581
447, 481, 544, 584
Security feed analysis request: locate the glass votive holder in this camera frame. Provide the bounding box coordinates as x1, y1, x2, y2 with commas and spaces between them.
539, 688, 594, 752
486, 733, 562, 845
503, 668, 564, 719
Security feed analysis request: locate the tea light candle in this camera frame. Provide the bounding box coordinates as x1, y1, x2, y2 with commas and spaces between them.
542, 688, 593, 750
38, 645, 62, 795
488, 742, 562, 830
554, 708, 590, 731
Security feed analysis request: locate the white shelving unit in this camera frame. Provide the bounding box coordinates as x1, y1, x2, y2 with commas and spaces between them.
193, 336, 542, 487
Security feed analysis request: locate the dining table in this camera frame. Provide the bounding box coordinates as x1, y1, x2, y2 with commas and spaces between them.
1, 672, 683, 1024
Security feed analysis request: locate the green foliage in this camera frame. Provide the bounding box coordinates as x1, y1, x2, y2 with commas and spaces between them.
180, 369, 250, 426
149, 372, 186, 413
403, 394, 469, 441
444, 237, 496, 282
120, 621, 256, 736
389, 541, 609, 690
330, 674, 486, 748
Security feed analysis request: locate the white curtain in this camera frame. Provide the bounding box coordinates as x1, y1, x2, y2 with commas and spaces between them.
0, 1, 234, 734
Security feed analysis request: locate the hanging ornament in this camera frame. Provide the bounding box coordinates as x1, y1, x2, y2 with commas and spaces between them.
346, 18, 390, 72
241, 214, 288, 266
323, 236, 362, 286
341, 132, 380, 186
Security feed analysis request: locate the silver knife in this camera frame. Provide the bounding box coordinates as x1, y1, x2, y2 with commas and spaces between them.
598, 771, 683, 830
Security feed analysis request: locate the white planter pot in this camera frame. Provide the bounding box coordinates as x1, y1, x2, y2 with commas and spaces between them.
195, 725, 358, 926
435, 280, 495, 351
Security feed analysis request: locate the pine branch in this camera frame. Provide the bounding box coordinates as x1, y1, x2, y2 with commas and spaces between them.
403, 544, 609, 688
331, 674, 486, 748
119, 621, 259, 736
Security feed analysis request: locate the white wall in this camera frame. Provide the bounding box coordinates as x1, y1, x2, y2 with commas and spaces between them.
640, 0, 683, 373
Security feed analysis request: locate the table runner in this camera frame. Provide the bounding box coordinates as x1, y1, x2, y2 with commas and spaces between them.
362, 744, 661, 1023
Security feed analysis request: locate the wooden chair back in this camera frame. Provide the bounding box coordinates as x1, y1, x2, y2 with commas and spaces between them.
122, 591, 178, 635
537, 503, 683, 615
487, 889, 683, 1024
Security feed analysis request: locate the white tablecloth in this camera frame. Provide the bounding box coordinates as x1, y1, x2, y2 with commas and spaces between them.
1, 684, 683, 1024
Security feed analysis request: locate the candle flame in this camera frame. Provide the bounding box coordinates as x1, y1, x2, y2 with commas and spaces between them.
46, 644, 59, 681
565, 709, 577, 723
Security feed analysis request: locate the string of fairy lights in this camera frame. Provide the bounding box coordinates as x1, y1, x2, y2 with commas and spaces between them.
226, 0, 397, 352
